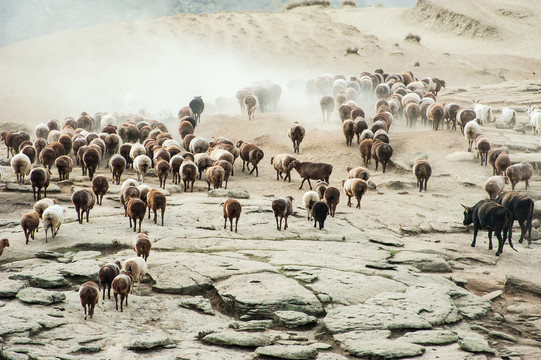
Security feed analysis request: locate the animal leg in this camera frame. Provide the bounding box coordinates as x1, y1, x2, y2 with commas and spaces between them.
487, 231, 493, 250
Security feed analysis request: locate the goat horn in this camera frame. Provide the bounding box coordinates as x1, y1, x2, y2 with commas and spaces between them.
460, 204, 466, 208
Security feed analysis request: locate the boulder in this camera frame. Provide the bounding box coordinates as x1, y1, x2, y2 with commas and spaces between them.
202, 331, 279, 347
273, 311, 317, 328
179, 296, 215, 315
0, 280, 27, 298
400, 329, 459, 345
126, 332, 175, 350
16, 288, 66, 305
255, 345, 318, 359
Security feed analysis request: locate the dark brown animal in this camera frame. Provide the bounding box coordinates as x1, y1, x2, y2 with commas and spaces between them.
222, 199, 242, 233
79, 281, 100, 320
98, 261, 121, 300
147, 189, 166, 226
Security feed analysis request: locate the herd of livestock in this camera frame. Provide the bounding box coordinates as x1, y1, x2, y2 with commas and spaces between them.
0, 68, 538, 319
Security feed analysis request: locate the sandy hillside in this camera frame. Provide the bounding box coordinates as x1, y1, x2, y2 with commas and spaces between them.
1, 0, 541, 359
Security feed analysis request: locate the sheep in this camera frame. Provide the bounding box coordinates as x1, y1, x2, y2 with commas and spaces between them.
506, 162, 536, 190
338, 104, 353, 121
178, 106, 194, 120
42, 205, 66, 242
464, 121, 482, 152
222, 199, 242, 233
342, 119, 356, 146
133, 231, 151, 261
180, 158, 198, 192
53, 155, 72, 181
488, 147, 506, 175
320, 96, 334, 122
147, 189, 166, 226
38, 146, 56, 172
20, 144, 36, 164
342, 178, 368, 209
476, 136, 491, 166
112, 272, 133, 312
83, 148, 101, 180
347, 166, 370, 181
122, 178, 139, 190
155, 158, 170, 189
169, 154, 184, 184
121, 186, 141, 216
133, 154, 152, 183
29, 167, 50, 200
271, 196, 294, 231
303, 190, 319, 220
10, 153, 31, 184
209, 148, 235, 176
311, 201, 329, 230
98, 261, 121, 300
288, 122, 305, 154
371, 140, 393, 173
473, 102, 493, 124
444, 103, 460, 130
500, 107, 516, 128
484, 176, 505, 199
58, 134, 73, 155
35, 124, 50, 139
123, 257, 147, 291
527, 105, 541, 135
360, 129, 374, 142
271, 153, 297, 182
236, 140, 264, 177
108, 154, 126, 185
236, 88, 250, 112
33, 198, 56, 218
427, 103, 444, 131
373, 129, 389, 144
324, 186, 340, 217
404, 102, 420, 128
244, 95, 258, 120
413, 159, 432, 192
72, 188, 96, 224
354, 117, 368, 144
290, 160, 333, 190
194, 153, 214, 179
129, 143, 146, 161
137, 184, 152, 205
495, 152, 511, 176
206, 165, 225, 190
79, 281, 99, 320
314, 180, 329, 200
20, 211, 40, 244
89, 175, 109, 206
189, 136, 210, 154
0, 238, 9, 256
456, 108, 476, 134
127, 198, 146, 232
34, 138, 47, 160
214, 160, 232, 189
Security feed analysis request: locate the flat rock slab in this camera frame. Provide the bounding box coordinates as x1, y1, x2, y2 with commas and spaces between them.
400, 330, 459, 345
59, 259, 100, 282
0, 317, 42, 336
126, 333, 175, 350
273, 311, 317, 328
458, 333, 495, 354
180, 296, 215, 315
202, 331, 279, 347
453, 291, 492, 320
216, 272, 324, 319
10, 268, 68, 288
0, 280, 27, 298
229, 320, 274, 331
16, 288, 66, 305
255, 345, 318, 359
369, 238, 405, 247
505, 274, 541, 296
445, 152, 475, 162
208, 189, 250, 199
5, 183, 61, 193
334, 331, 425, 359
389, 251, 451, 273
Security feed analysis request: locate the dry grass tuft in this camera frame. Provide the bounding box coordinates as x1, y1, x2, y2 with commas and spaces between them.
342, 0, 357, 7
285, 0, 331, 11
405, 33, 421, 43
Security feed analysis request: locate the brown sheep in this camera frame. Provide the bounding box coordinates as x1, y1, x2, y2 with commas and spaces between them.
206, 165, 225, 190
133, 231, 151, 261
58, 134, 73, 155
405, 102, 420, 128
428, 103, 444, 131
0, 238, 9, 256
39, 146, 57, 171
72, 188, 97, 224
506, 162, 536, 190
127, 198, 146, 232
29, 167, 50, 201
147, 189, 166, 226
271, 154, 297, 182
170, 154, 184, 184
495, 152, 511, 176
79, 281, 100, 320
351, 107, 365, 120
183, 134, 196, 152
342, 119, 356, 146
112, 272, 133, 312
49, 141, 66, 158
214, 160, 232, 189
33, 198, 57, 218
20, 211, 40, 244
315, 181, 329, 200
222, 198, 242, 233
338, 104, 353, 121
119, 143, 133, 169
55, 155, 73, 180
180, 158, 198, 192
476, 136, 491, 166
290, 160, 333, 190
178, 120, 194, 139
324, 187, 340, 217
320, 96, 334, 122
121, 186, 141, 216
342, 178, 368, 209
288, 122, 305, 154
155, 158, 170, 189
109, 154, 126, 185
91, 175, 109, 206
359, 139, 373, 167
20, 144, 36, 164
236, 140, 264, 177
347, 166, 370, 181
98, 261, 121, 300
413, 159, 432, 192
272, 196, 294, 231
244, 95, 257, 121
488, 147, 505, 175
34, 138, 48, 160
371, 140, 393, 173
354, 117, 368, 144
83, 148, 101, 180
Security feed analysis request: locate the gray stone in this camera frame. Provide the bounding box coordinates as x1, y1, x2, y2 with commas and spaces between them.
16, 288, 66, 305
227, 190, 250, 199
445, 152, 475, 162
202, 331, 279, 347
482, 290, 502, 301
72, 346, 101, 353
489, 331, 517, 342
5, 183, 60, 193
458, 334, 495, 354
0, 280, 27, 298
365, 262, 397, 270
34, 251, 64, 260
0, 318, 42, 336
309, 343, 332, 350
229, 320, 274, 331
532, 219, 541, 228
207, 189, 228, 197
59, 259, 100, 282
334, 331, 425, 359
0, 351, 29, 360
400, 330, 459, 345
274, 311, 317, 328
389, 251, 452, 272
316, 354, 348, 360
450, 274, 468, 286
454, 292, 492, 319
216, 272, 323, 319
369, 238, 404, 247
179, 295, 215, 315
255, 345, 318, 359
10, 268, 68, 288
126, 333, 175, 350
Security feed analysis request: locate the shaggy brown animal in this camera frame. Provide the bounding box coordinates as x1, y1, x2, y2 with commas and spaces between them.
413, 159, 432, 192
72, 188, 97, 224
112, 272, 133, 312
127, 198, 146, 232
236, 140, 264, 177
271, 196, 294, 231
147, 189, 166, 226
79, 281, 100, 320
29, 167, 50, 200
98, 261, 121, 300
0, 238, 10, 256
133, 231, 152, 261
20, 211, 40, 244
222, 199, 242, 233
324, 186, 340, 217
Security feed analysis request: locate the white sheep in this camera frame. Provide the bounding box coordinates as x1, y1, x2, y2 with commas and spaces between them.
10, 153, 32, 184
129, 143, 146, 161
33, 198, 57, 218
189, 136, 210, 154
133, 155, 152, 182
42, 205, 67, 242
123, 256, 148, 291
473, 102, 493, 124
527, 105, 541, 135
302, 191, 319, 221
464, 121, 482, 152
100, 114, 117, 128
483, 176, 505, 199
500, 107, 516, 128
35, 124, 50, 139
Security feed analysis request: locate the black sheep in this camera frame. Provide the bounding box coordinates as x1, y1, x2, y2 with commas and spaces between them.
311, 201, 329, 230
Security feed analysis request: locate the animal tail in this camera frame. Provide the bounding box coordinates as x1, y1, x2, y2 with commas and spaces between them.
504, 210, 517, 252
527, 199, 534, 243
